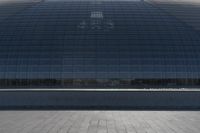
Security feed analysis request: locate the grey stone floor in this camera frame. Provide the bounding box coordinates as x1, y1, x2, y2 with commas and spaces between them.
0, 111, 199, 133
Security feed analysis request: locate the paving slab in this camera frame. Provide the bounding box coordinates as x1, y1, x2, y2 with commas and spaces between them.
0, 111, 199, 133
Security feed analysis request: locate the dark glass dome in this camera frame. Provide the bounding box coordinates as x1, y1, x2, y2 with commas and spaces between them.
0, 0, 200, 88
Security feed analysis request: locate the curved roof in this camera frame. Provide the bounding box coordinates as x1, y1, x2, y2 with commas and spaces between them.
0, 0, 200, 80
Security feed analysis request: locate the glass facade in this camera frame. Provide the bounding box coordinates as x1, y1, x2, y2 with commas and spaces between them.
0, 0, 200, 88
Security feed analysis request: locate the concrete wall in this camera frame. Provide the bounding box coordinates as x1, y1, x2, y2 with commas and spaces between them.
0, 90, 200, 109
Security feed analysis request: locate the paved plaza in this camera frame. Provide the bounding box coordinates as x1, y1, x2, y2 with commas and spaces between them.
0, 111, 199, 133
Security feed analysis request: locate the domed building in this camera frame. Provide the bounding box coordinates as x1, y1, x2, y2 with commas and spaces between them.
0, 0, 200, 88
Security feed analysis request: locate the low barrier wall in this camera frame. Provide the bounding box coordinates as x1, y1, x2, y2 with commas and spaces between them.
0, 89, 200, 109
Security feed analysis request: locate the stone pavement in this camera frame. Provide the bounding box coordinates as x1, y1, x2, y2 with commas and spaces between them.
0, 111, 199, 133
